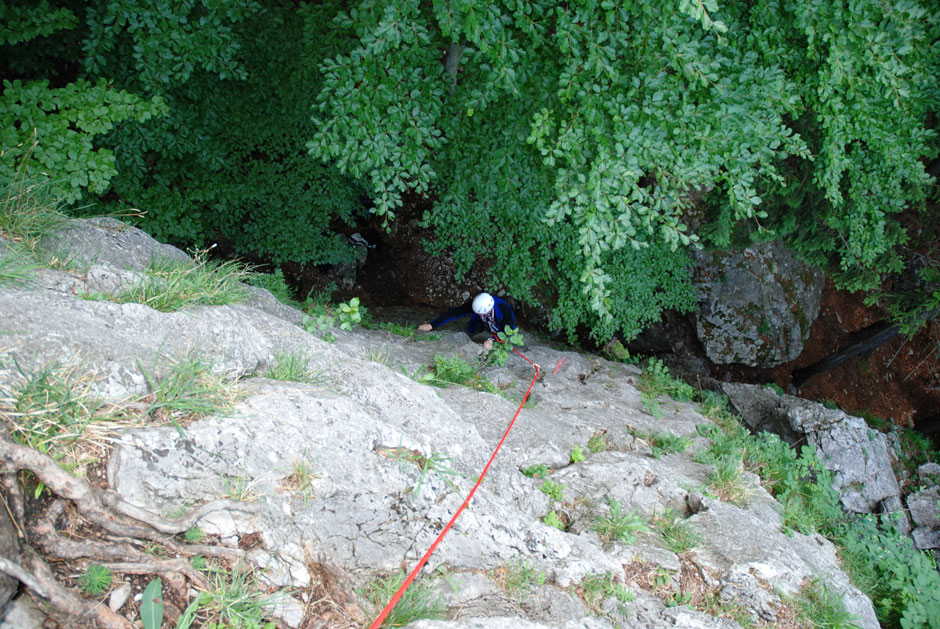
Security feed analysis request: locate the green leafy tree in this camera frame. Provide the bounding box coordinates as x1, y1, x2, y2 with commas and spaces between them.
1, 1, 365, 267
0, 3, 165, 204
3, 0, 937, 344
307, 0, 936, 342
88, 0, 366, 266
741, 1, 940, 290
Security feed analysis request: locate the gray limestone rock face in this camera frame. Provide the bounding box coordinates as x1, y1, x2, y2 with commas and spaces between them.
907, 487, 940, 550
692, 241, 824, 367
723, 383, 903, 516
37, 217, 191, 271
785, 398, 903, 516
2, 220, 884, 629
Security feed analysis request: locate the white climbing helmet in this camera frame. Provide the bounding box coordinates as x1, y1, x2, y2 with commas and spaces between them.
472, 292, 495, 315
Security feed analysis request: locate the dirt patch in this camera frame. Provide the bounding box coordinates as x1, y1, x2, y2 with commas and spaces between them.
714, 278, 940, 431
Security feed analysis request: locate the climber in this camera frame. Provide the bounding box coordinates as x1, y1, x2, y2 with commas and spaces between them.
418, 292, 517, 351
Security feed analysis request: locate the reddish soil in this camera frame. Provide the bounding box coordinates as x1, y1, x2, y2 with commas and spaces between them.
715, 279, 940, 431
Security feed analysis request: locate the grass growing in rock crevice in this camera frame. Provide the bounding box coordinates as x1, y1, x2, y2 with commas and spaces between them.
0, 171, 68, 253
264, 350, 328, 386
652, 508, 700, 554
114, 254, 250, 312
140, 352, 236, 429
360, 572, 447, 628
411, 353, 500, 394
693, 389, 940, 628
0, 360, 117, 467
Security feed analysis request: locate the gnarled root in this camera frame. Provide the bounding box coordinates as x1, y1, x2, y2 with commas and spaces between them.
0, 435, 251, 626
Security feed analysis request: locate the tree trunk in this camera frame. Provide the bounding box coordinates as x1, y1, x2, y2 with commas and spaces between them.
792, 321, 900, 388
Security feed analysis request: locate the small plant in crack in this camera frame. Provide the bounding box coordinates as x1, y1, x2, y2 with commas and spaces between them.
521, 463, 550, 479
500, 560, 546, 598
543, 509, 567, 531
221, 471, 259, 502
538, 479, 565, 502
360, 572, 447, 627
376, 444, 464, 502
183, 526, 204, 543
78, 563, 112, 596
282, 457, 318, 504
592, 497, 649, 544
587, 432, 608, 453
652, 508, 700, 554
706, 456, 752, 507
570, 444, 586, 464
580, 572, 635, 617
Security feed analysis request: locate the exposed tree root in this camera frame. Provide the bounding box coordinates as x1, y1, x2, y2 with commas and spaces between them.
22, 550, 134, 629
0, 435, 254, 626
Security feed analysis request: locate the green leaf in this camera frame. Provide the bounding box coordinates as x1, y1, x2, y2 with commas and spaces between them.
141, 578, 164, 629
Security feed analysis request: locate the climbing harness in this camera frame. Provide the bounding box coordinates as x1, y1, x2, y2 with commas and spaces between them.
368, 346, 542, 628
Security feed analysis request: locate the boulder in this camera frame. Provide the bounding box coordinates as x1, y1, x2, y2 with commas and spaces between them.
722, 383, 903, 517
692, 241, 824, 367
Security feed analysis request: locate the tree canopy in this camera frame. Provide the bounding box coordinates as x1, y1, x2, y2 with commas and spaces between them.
2, 0, 938, 342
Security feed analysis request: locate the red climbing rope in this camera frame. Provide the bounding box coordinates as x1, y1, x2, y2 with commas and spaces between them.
369, 347, 541, 628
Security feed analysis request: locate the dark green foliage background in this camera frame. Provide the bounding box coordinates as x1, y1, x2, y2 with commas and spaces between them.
1, 0, 938, 342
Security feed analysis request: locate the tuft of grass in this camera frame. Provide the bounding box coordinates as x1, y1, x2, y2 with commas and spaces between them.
580, 572, 634, 616
0, 244, 39, 287
0, 170, 69, 253
140, 352, 235, 433
376, 445, 464, 502
638, 358, 696, 417
282, 457, 318, 504
501, 560, 546, 597
264, 351, 326, 386
178, 561, 283, 628
379, 321, 417, 338
113, 253, 249, 312
221, 471, 260, 502
431, 354, 477, 385
706, 456, 752, 507
245, 268, 298, 307
78, 563, 112, 596
652, 508, 700, 554
0, 360, 110, 463
790, 580, 861, 629
641, 430, 692, 459
592, 497, 649, 544
587, 432, 608, 453
360, 572, 447, 628
412, 354, 499, 393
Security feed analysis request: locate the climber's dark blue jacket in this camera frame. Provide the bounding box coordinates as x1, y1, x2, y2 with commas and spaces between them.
428, 296, 517, 340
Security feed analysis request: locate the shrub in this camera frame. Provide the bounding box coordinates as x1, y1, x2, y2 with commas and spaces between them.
836, 515, 940, 628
